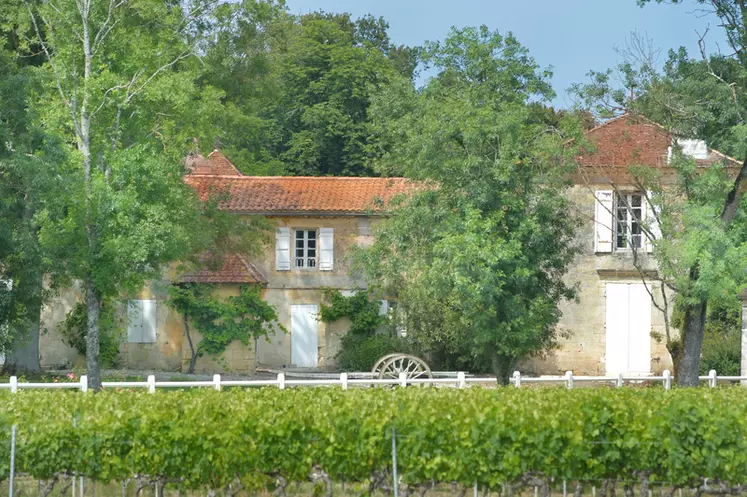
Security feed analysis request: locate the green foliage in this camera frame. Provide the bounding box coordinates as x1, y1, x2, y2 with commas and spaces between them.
58, 301, 123, 368
318, 290, 385, 336
697, 297, 742, 376
360, 26, 583, 381
3, 388, 747, 488
198, 5, 416, 175
318, 290, 397, 371
167, 283, 283, 357
335, 334, 405, 371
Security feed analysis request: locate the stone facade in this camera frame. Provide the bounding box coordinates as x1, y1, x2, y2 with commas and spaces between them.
37, 115, 741, 376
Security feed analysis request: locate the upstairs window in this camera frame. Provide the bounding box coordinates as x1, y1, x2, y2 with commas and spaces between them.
295, 229, 317, 269
615, 193, 643, 250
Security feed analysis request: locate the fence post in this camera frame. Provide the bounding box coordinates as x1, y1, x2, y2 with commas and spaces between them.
80, 375, 88, 393
563, 480, 567, 497
709, 369, 717, 388
457, 371, 466, 389
663, 370, 671, 391
147, 375, 156, 394
10, 376, 17, 394
213, 374, 221, 391
565, 371, 574, 390
399, 371, 407, 388
9, 424, 16, 497
512, 371, 521, 388
340, 372, 348, 390
473, 483, 478, 497
391, 426, 398, 497
616, 373, 624, 388
277, 372, 285, 390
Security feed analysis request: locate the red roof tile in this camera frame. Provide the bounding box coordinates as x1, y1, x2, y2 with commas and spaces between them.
184, 175, 417, 214
185, 150, 243, 176
179, 254, 267, 284
577, 113, 739, 168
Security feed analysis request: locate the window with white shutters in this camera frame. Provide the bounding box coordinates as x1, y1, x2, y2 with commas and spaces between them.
127, 300, 157, 343
615, 193, 644, 250
294, 229, 317, 268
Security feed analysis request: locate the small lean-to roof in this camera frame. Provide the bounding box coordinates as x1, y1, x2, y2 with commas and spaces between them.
179, 254, 267, 284
183, 151, 417, 215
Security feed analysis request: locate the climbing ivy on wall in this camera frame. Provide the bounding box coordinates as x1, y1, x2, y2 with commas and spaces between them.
318, 290, 385, 336
319, 290, 408, 371
167, 284, 283, 373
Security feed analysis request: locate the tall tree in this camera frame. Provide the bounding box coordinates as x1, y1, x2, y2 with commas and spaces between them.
359, 26, 583, 382
9, 0, 267, 388
570, 1, 747, 385
199, 6, 417, 176
0, 22, 65, 373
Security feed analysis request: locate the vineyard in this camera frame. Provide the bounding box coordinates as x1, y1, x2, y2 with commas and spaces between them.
1, 387, 746, 496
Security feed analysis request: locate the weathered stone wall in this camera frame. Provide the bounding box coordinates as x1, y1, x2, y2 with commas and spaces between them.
522, 184, 675, 375
39, 281, 84, 369
38, 215, 373, 373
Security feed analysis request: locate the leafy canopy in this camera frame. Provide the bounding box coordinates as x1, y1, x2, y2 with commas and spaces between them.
359, 26, 583, 380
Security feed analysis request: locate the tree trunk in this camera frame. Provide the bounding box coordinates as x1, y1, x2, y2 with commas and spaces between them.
675, 300, 708, 387
4, 274, 42, 374
183, 314, 198, 374
85, 278, 102, 390
491, 351, 515, 386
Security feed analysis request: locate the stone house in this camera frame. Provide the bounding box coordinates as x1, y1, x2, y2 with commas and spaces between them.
526, 113, 740, 376
36, 114, 739, 375
39, 151, 414, 373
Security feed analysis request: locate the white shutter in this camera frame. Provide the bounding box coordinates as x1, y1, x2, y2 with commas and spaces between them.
127, 300, 144, 343
275, 227, 291, 271
594, 190, 614, 253
127, 300, 157, 343
644, 191, 660, 253
319, 227, 334, 271
378, 300, 389, 316
141, 300, 157, 343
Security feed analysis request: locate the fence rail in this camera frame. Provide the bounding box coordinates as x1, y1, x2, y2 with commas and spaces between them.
1, 369, 745, 392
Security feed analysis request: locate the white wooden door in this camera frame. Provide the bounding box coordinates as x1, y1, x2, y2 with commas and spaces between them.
291, 304, 318, 367
605, 283, 651, 375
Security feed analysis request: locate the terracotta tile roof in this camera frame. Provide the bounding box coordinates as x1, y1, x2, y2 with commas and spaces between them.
576, 113, 740, 168
185, 149, 243, 176
179, 254, 267, 284
184, 175, 417, 214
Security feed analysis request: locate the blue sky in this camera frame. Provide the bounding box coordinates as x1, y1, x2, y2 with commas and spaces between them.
283, 0, 727, 109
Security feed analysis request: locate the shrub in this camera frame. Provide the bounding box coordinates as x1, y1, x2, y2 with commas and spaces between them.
58, 301, 123, 368
698, 296, 742, 376
335, 333, 410, 371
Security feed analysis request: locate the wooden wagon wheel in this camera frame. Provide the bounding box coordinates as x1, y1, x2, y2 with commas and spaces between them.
377, 354, 432, 380
371, 353, 402, 375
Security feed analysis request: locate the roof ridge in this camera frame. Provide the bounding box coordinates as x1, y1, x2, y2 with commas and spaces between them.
186, 175, 410, 180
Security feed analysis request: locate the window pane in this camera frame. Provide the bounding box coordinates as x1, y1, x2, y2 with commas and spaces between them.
308, 258, 316, 267
308, 240, 316, 249
296, 239, 305, 248
308, 249, 316, 258
632, 195, 642, 207
295, 258, 304, 267
296, 230, 304, 239
296, 248, 304, 257
308, 230, 316, 239
632, 235, 642, 249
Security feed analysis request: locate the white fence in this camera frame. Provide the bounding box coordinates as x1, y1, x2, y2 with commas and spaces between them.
0, 369, 744, 392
